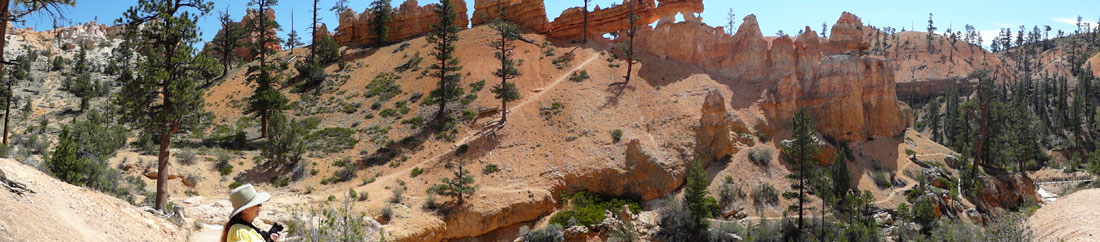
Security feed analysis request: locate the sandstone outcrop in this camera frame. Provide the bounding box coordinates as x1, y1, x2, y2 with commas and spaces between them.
559, 139, 682, 200
549, 0, 703, 40
334, 0, 468, 46
636, 12, 910, 142
470, 0, 550, 33
695, 89, 735, 162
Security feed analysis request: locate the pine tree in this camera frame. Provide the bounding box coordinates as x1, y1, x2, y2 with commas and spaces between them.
116, 0, 214, 212
489, 16, 521, 125
370, 0, 393, 47
724, 8, 735, 36
830, 150, 851, 204
781, 108, 819, 233
245, 0, 287, 139
611, 0, 639, 86
285, 9, 302, 50
426, 0, 465, 123
212, 8, 241, 79
582, 0, 591, 42
433, 160, 477, 205
683, 158, 716, 233
926, 12, 937, 54
925, 97, 942, 142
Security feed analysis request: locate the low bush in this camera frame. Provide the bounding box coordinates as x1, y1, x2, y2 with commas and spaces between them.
548, 191, 641, 228
749, 148, 773, 166
752, 183, 780, 207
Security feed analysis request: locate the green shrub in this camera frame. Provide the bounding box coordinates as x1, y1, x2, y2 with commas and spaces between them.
656, 198, 703, 242
548, 191, 641, 228
752, 183, 780, 207
289, 193, 372, 241
749, 148, 773, 166
305, 127, 358, 153
389, 187, 404, 204
905, 149, 917, 156
334, 164, 357, 182
229, 181, 243, 189
394, 52, 422, 73
482, 164, 500, 174
365, 72, 402, 102
520, 224, 564, 242
610, 129, 623, 143
51, 56, 64, 71
872, 170, 892, 188
410, 167, 424, 177
540, 101, 564, 122
176, 149, 198, 166
569, 70, 589, 82
263, 115, 316, 166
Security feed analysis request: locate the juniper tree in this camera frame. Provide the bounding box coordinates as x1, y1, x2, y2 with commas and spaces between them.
116, 0, 214, 212
370, 0, 392, 47
781, 108, 819, 232
489, 16, 521, 124
427, 0, 465, 123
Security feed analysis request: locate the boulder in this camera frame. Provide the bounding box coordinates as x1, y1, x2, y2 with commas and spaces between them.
696, 89, 735, 163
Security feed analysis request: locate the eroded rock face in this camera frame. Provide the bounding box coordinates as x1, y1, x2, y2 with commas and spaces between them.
561, 139, 682, 200
334, 0, 469, 46
470, 0, 550, 33
637, 12, 910, 142
827, 12, 864, 54
696, 89, 735, 162
723, 14, 771, 80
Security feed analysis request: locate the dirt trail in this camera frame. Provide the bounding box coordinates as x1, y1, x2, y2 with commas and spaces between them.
0, 159, 184, 241
403, 52, 600, 175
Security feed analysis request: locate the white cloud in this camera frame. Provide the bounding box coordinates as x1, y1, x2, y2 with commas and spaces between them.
1053, 17, 1079, 25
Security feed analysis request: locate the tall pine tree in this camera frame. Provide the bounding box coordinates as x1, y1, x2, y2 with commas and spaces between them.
489, 15, 521, 125
781, 108, 820, 233
116, 0, 214, 212
244, 0, 287, 139
426, 0, 464, 123
370, 0, 392, 47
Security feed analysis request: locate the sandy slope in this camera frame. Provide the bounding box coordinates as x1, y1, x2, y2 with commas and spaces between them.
0, 158, 185, 241
1029, 188, 1100, 241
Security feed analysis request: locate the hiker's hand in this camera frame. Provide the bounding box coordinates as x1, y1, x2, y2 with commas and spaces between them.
270, 232, 282, 242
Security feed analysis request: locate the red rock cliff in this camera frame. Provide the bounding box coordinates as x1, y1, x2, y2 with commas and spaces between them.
470, 0, 550, 33
334, 0, 468, 46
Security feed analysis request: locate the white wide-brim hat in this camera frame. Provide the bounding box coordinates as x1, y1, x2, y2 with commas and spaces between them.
229, 184, 271, 219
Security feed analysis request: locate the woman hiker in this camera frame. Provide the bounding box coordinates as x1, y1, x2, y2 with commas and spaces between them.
220, 184, 283, 242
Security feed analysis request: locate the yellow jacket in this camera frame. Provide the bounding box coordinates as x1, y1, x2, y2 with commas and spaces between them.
226, 224, 266, 242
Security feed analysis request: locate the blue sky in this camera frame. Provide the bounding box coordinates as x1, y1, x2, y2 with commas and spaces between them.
17, 0, 1100, 49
